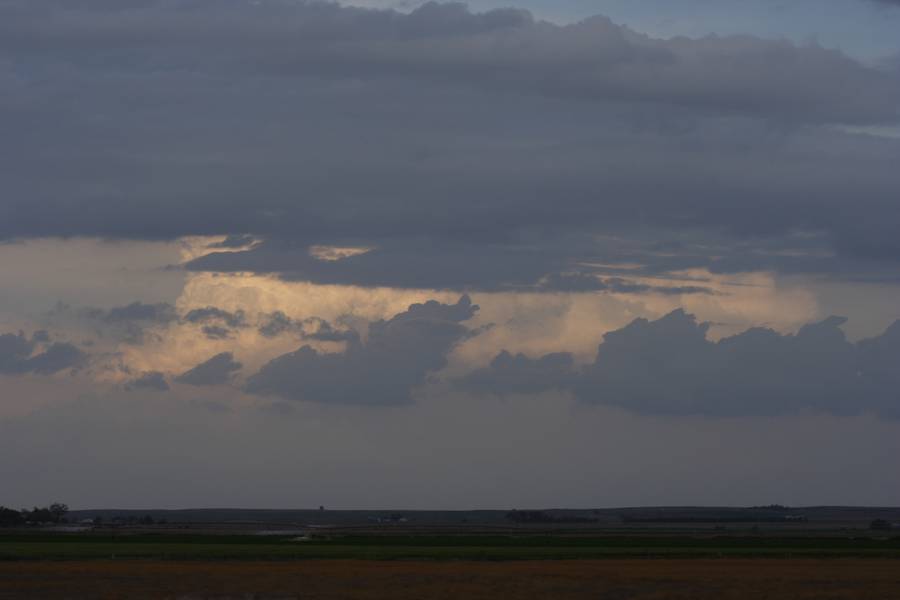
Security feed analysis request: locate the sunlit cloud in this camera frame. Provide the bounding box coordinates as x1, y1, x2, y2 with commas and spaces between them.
309, 245, 375, 262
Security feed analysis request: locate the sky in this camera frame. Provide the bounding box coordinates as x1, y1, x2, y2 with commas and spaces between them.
2, 0, 900, 510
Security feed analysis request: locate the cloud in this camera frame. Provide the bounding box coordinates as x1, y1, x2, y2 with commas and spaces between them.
257, 311, 358, 342
64, 301, 178, 344
245, 295, 478, 404
301, 318, 359, 343
461, 350, 577, 396
98, 301, 177, 324
2, 0, 899, 288
0, 333, 34, 374
200, 325, 233, 340
175, 352, 242, 386
2, 1, 895, 124
125, 371, 170, 392
0, 331, 87, 375
182, 307, 246, 328
459, 310, 900, 418
182, 306, 247, 339
62, 301, 254, 342
187, 240, 565, 291
540, 272, 714, 295
207, 234, 257, 249
25, 342, 88, 375
257, 311, 296, 339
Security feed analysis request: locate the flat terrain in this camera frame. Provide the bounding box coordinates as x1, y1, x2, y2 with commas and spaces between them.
3, 532, 900, 560
2, 559, 900, 599
2, 530, 899, 598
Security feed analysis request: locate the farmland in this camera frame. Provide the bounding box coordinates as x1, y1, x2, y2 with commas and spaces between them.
2, 531, 900, 561
2, 507, 899, 598
2, 559, 900, 599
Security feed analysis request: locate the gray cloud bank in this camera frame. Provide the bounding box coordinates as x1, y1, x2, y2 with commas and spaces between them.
10, 295, 900, 419
3, 1, 896, 123
461, 310, 900, 418
3, 0, 900, 287
187, 240, 730, 292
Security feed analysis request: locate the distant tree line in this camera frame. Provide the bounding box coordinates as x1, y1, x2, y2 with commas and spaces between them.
0, 503, 68, 526
505, 510, 597, 524
870, 519, 899, 531
102, 514, 166, 526
0, 504, 169, 528
621, 515, 807, 523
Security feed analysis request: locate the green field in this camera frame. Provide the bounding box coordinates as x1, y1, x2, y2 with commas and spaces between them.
3, 533, 900, 561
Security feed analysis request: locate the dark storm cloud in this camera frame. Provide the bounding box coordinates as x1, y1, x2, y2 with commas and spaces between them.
0, 331, 87, 375
125, 371, 170, 392
245, 296, 478, 404
460, 311, 900, 418
188, 239, 714, 292
2, 1, 895, 122
0, 0, 899, 280
188, 239, 565, 290
175, 352, 242, 386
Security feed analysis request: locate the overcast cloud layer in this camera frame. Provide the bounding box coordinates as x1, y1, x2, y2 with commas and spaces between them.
3, 0, 900, 290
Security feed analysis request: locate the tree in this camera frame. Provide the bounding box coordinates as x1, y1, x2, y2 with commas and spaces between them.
49, 503, 69, 523
0, 507, 24, 526
22, 503, 69, 524
25, 507, 54, 524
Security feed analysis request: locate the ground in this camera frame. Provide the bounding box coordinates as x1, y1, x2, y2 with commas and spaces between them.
2, 559, 900, 599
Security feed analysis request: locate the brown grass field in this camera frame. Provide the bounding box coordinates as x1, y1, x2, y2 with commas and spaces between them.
1, 559, 899, 599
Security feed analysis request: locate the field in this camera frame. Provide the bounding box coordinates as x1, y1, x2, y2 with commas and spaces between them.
3, 511, 899, 598
2, 532, 900, 561
3, 559, 900, 599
